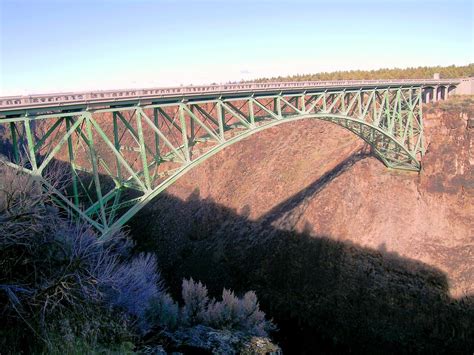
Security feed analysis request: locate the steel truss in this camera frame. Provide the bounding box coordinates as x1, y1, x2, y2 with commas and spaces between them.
0, 86, 424, 237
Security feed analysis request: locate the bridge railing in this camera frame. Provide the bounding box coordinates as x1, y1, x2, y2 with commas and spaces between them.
0, 79, 460, 110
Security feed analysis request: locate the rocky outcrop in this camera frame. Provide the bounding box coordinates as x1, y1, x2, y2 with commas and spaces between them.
143, 326, 281, 355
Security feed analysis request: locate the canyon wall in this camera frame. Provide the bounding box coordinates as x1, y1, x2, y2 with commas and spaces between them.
127, 99, 473, 352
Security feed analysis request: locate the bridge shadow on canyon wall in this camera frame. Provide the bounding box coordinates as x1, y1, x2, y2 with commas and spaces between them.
128, 153, 474, 355
259, 150, 371, 230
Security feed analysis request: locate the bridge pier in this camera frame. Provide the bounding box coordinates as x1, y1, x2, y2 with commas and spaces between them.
440, 86, 447, 100
423, 87, 439, 104
424, 89, 430, 104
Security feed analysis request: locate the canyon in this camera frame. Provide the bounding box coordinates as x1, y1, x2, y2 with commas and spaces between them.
129, 98, 473, 353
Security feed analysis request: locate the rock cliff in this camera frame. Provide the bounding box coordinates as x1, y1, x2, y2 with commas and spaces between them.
129, 99, 473, 353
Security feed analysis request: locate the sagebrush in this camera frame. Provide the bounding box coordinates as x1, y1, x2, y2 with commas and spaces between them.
0, 162, 275, 353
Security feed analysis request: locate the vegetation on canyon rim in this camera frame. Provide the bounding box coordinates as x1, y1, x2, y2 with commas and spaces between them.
246, 63, 473, 82
0, 163, 274, 353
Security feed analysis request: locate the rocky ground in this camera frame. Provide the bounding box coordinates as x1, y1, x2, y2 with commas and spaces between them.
127, 98, 473, 353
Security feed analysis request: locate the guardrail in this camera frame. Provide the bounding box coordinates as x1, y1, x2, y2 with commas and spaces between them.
0, 79, 460, 110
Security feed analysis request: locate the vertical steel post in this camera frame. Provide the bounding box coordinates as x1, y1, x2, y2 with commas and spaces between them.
372, 90, 377, 122
418, 88, 424, 155
179, 104, 191, 162
248, 99, 255, 125
153, 108, 161, 160
189, 105, 195, 144
370, 91, 376, 142
112, 112, 122, 182
403, 88, 414, 150
276, 96, 282, 118
217, 100, 225, 140
397, 89, 403, 138
24, 118, 37, 170
384, 90, 391, 128
340, 91, 346, 113
390, 88, 401, 133
136, 109, 151, 189
9, 122, 19, 163
65, 117, 80, 207
85, 114, 108, 229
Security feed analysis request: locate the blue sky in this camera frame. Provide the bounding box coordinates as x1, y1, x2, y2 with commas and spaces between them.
0, 0, 472, 95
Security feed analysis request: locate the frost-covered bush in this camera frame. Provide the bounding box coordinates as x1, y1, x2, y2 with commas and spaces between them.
147, 291, 180, 330
0, 163, 163, 352
206, 289, 271, 336
104, 253, 163, 332
181, 278, 211, 325
148, 278, 274, 337
0, 162, 276, 352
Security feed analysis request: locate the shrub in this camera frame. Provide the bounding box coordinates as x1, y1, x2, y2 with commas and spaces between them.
181, 278, 211, 326
207, 289, 271, 336
0, 162, 276, 352
152, 278, 274, 337
0, 162, 158, 352
104, 253, 164, 333
147, 291, 180, 330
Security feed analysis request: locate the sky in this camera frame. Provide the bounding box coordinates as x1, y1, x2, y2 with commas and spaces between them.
0, 0, 472, 95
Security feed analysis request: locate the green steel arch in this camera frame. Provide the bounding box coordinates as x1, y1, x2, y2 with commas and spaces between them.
0, 86, 424, 238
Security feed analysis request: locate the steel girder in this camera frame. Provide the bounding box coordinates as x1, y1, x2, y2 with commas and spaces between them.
0, 86, 424, 237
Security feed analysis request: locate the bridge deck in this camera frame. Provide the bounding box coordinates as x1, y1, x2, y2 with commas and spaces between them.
0, 79, 459, 116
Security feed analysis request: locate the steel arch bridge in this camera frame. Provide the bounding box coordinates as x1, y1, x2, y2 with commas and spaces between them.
0, 79, 459, 237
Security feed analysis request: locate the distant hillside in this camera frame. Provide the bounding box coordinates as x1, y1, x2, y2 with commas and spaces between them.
246, 63, 474, 82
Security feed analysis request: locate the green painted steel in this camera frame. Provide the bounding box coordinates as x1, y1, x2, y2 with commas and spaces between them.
0, 86, 425, 238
